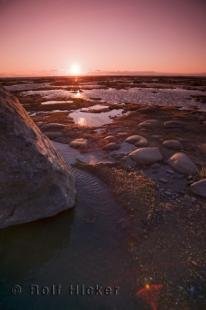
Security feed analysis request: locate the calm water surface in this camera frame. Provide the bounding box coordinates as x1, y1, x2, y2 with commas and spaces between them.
0, 142, 145, 310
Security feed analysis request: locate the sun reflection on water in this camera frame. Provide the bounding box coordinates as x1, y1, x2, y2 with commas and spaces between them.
74, 90, 81, 98
77, 117, 87, 127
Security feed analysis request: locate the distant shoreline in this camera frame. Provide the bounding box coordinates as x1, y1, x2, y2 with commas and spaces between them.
0, 73, 206, 79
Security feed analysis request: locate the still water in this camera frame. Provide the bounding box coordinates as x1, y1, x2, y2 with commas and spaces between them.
0, 142, 146, 309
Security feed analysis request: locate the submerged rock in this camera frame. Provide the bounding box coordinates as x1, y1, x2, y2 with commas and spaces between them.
0, 87, 76, 229
168, 152, 197, 175
138, 119, 160, 128
40, 123, 67, 130
70, 138, 88, 148
125, 135, 148, 146
191, 179, 206, 198
164, 120, 185, 128
162, 139, 182, 150
129, 147, 163, 165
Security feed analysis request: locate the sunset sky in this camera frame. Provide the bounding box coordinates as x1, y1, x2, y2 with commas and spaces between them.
0, 0, 205, 76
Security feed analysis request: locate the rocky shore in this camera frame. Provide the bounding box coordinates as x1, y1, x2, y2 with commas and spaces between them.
1, 75, 206, 308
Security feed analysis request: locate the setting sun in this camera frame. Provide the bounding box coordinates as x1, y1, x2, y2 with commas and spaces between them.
68, 63, 82, 76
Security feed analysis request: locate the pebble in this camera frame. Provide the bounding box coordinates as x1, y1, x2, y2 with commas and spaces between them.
138, 119, 160, 128
125, 135, 148, 146
191, 179, 206, 198
162, 139, 183, 150
159, 178, 168, 183
103, 142, 120, 151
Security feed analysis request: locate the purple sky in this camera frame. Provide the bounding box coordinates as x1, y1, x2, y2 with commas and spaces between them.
0, 0, 205, 76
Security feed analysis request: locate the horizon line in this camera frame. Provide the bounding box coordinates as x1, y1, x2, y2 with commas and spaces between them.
0, 71, 206, 79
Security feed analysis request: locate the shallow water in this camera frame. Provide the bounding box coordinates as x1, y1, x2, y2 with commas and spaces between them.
0, 142, 144, 309
55, 143, 112, 165
21, 86, 206, 110
83, 87, 206, 110
69, 108, 124, 127
21, 89, 88, 101
41, 100, 73, 105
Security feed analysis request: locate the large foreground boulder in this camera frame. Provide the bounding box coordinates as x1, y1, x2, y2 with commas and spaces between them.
0, 87, 76, 229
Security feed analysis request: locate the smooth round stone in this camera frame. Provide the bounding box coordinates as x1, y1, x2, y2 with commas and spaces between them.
164, 121, 185, 128
162, 139, 182, 150
70, 138, 88, 148
129, 147, 163, 165
168, 152, 197, 175
138, 119, 160, 128
103, 142, 120, 151
125, 135, 148, 146
191, 179, 206, 198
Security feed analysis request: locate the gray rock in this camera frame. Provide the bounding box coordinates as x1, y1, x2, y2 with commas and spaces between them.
129, 147, 163, 165
103, 142, 119, 151
159, 178, 168, 183
0, 87, 76, 229
138, 119, 160, 128
125, 135, 148, 146
191, 179, 206, 198
70, 138, 88, 148
168, 152, 197, 175
163, 139, 182, 150
164, 120, 185, 128
166, 169, 174, 175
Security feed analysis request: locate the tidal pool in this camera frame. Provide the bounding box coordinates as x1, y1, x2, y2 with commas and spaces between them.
21, 85, 205, 111
69, 109, 124, 127
0, 142, 143, 310
83, 87, 206, 110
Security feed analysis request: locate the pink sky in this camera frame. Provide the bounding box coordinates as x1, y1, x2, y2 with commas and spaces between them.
0, 0, 205, 76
